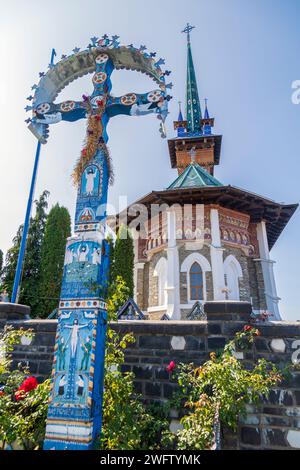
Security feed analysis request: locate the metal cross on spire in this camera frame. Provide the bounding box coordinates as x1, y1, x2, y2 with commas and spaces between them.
182, 23, 195, 43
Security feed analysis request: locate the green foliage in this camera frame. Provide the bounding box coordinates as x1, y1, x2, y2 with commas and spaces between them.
169, 327, 283, 450
0, 249, 3, 277
106, 275, 130, 321
2, 191, 49, 315
100, 278, 170, 450
106, 235, 115, 286
37, 204, 71, 318
106, 273, 128, 316
1, 225, 22, 300
110, 225, 134, 298
0, 326, 33, 376
100, 328, 170, 450
0, 326, 50, 450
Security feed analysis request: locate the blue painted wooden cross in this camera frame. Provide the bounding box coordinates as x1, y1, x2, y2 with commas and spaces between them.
36, 37, 171, 450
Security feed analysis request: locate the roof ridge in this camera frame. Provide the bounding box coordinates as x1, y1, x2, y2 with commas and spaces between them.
167, 162, 222, 189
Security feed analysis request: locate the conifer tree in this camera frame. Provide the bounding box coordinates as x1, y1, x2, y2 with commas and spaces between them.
37, 204, 71, 318
2, 191, 49, 314
0, 249, 3, 277
110, 225, 134, 298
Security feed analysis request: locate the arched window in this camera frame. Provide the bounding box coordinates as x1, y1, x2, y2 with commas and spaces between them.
189, 262, 204, 300
181, 253, 211, 303
223, 255, 243, 300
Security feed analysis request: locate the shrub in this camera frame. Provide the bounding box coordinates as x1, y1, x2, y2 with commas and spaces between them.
0, 326, 50, 449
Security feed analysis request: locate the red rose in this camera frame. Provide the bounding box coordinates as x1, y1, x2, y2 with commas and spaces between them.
166, 361, 176, 373
0, 391, 5, 397
81, 149, 87, 156
15, 376, 38, 401
95, 115, 101, 121
243, 325, 252, 332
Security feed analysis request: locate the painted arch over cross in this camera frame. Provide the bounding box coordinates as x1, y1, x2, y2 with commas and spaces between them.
27, 36, 173, 144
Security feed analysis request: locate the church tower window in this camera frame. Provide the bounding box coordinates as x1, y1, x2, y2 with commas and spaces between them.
189, 262, 204, 300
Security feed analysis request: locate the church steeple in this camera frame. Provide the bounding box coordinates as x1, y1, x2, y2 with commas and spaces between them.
169, 24, 222, 176
183, 23, 202, 135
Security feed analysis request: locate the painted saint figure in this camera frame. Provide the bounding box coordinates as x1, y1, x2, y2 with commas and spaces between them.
78, 245, 89, 262
85, 167, 97, 195
58, 375, 67, 396
92, 247, 101, 265
57, 337, 67, 370
80, 336, 92, 370
76, 375, 85, 396
80, 208, 94, 222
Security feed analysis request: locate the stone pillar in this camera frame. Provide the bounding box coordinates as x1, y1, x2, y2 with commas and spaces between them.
134, 262, 145, 307
210, 208, 225, 300
256, 221, 281, 320
165, 209, 180, 319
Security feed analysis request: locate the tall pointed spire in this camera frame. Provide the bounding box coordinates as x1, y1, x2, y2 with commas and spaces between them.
178, 101, 183, 121
204, 98, 210, 119
182, 23, 202, 135
169, 24, 222, 176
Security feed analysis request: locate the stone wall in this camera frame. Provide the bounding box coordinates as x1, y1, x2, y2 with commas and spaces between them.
3, 308, 300, 450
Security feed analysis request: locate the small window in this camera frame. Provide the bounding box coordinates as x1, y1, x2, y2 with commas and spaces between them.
189, 262, 203, 300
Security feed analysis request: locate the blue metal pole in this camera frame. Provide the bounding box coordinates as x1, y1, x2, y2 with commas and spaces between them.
11, 140, 42, 303
11, 48, 56, 304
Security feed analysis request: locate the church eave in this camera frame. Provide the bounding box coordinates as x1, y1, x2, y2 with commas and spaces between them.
127, 185, 298, 250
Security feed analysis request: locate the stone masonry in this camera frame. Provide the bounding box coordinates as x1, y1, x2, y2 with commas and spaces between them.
2, 303, 300, 450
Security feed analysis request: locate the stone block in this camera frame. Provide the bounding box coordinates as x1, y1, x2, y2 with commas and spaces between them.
38, 361, 52, 376
265, 389, 294, 407
169, 419, 183, 433
171, 336, 186, 350
254, 338, 270, 352
133, 381, 143, 394
139, 335, 171, 350
207, 323, 222, 335
270, 338, 286, 353
145, 382, 161, 397
132, 365, 153, 380
184, 336, 205, 351
294, 391, 300, 405
204, 300, 252, 315
163, 383, 178, 399
155, 367, 170, 380
261, 416, 290, 427
240, 426, 261, 446
0, 303, 30, 320
262, 428, 287, 447
287, 430, 300, 449
207, 336, 226, 350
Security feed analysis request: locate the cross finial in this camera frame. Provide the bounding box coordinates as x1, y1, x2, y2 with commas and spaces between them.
182, 23, 195, 43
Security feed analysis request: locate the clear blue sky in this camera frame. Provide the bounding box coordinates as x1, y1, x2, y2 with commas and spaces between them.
1, 0, 299, 320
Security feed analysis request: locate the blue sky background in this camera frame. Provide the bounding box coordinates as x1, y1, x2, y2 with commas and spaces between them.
0, 0, 299, 320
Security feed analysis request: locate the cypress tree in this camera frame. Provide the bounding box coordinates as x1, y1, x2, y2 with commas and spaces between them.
2, 190, 49, 313
37, 204, 71, 318
111, 225, 134, 298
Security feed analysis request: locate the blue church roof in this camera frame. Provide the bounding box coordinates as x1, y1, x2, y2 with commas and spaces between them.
167, 162, 223, 189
